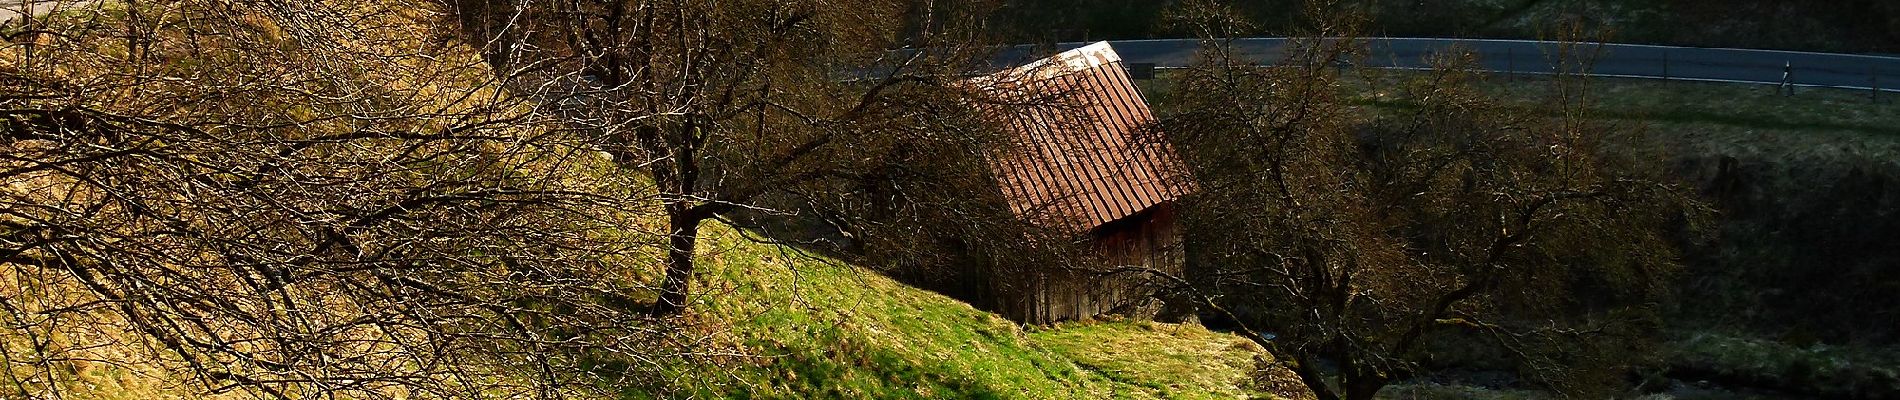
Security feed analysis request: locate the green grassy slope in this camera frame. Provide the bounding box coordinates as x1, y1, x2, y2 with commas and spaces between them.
5, 221, 1288, 400
1029, 319, 1299, 398
5, 223, 1287, 400
676, 222, 1291, 399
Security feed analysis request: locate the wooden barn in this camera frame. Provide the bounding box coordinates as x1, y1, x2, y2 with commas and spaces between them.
969, 42, 1197, 324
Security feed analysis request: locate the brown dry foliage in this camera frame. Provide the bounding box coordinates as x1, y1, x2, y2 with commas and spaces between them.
1154, 2, 1707, 400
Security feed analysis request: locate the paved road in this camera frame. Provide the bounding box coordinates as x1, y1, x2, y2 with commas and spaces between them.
1003, 38, 1900, 93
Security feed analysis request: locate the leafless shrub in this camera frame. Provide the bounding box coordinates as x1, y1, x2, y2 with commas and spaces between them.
0, 1, 717, 398
1152, 2, 1708, 399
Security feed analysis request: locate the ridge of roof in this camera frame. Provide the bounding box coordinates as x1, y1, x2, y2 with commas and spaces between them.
968, 41, 1119, 87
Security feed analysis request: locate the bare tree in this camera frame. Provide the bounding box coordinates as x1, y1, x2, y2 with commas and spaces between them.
449, 0, 1013, 316
5, 0, 1047, 395
1, 1, 715, 398
1149, 2, 1706, 399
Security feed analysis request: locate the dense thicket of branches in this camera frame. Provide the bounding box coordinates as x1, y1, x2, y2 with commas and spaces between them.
4, 0, 1068, 394
449, 0, 1035, 317
0, 1, 713, 398
4, 0, 1743, 397
1151, 3, 1705, 400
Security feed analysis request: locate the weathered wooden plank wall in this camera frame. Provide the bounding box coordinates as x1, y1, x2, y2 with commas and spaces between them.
999, 203, 1184, 324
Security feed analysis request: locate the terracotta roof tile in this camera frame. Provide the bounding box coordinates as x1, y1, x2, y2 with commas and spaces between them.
970, 42, 1196, 234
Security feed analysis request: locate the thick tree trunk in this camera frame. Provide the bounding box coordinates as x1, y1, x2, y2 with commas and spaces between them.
1291, 357, 1344, 400
650, 207, 702, 316
1337, 349, 1393, 400
1342, 377, 1388, 400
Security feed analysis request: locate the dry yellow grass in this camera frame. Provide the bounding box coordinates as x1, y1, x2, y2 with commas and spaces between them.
0, 1, 577, 398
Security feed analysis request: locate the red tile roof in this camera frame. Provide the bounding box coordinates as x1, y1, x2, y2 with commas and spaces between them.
970, 42, 1195, 235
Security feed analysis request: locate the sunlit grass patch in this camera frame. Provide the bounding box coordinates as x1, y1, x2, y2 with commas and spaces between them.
666, 222, 1288, 399
1029, 318, 1302, 399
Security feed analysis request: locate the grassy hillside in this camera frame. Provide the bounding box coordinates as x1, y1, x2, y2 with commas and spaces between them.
668, 222, 1289, 399
1, 3, 1297, 399
7, 220, 1290, 399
